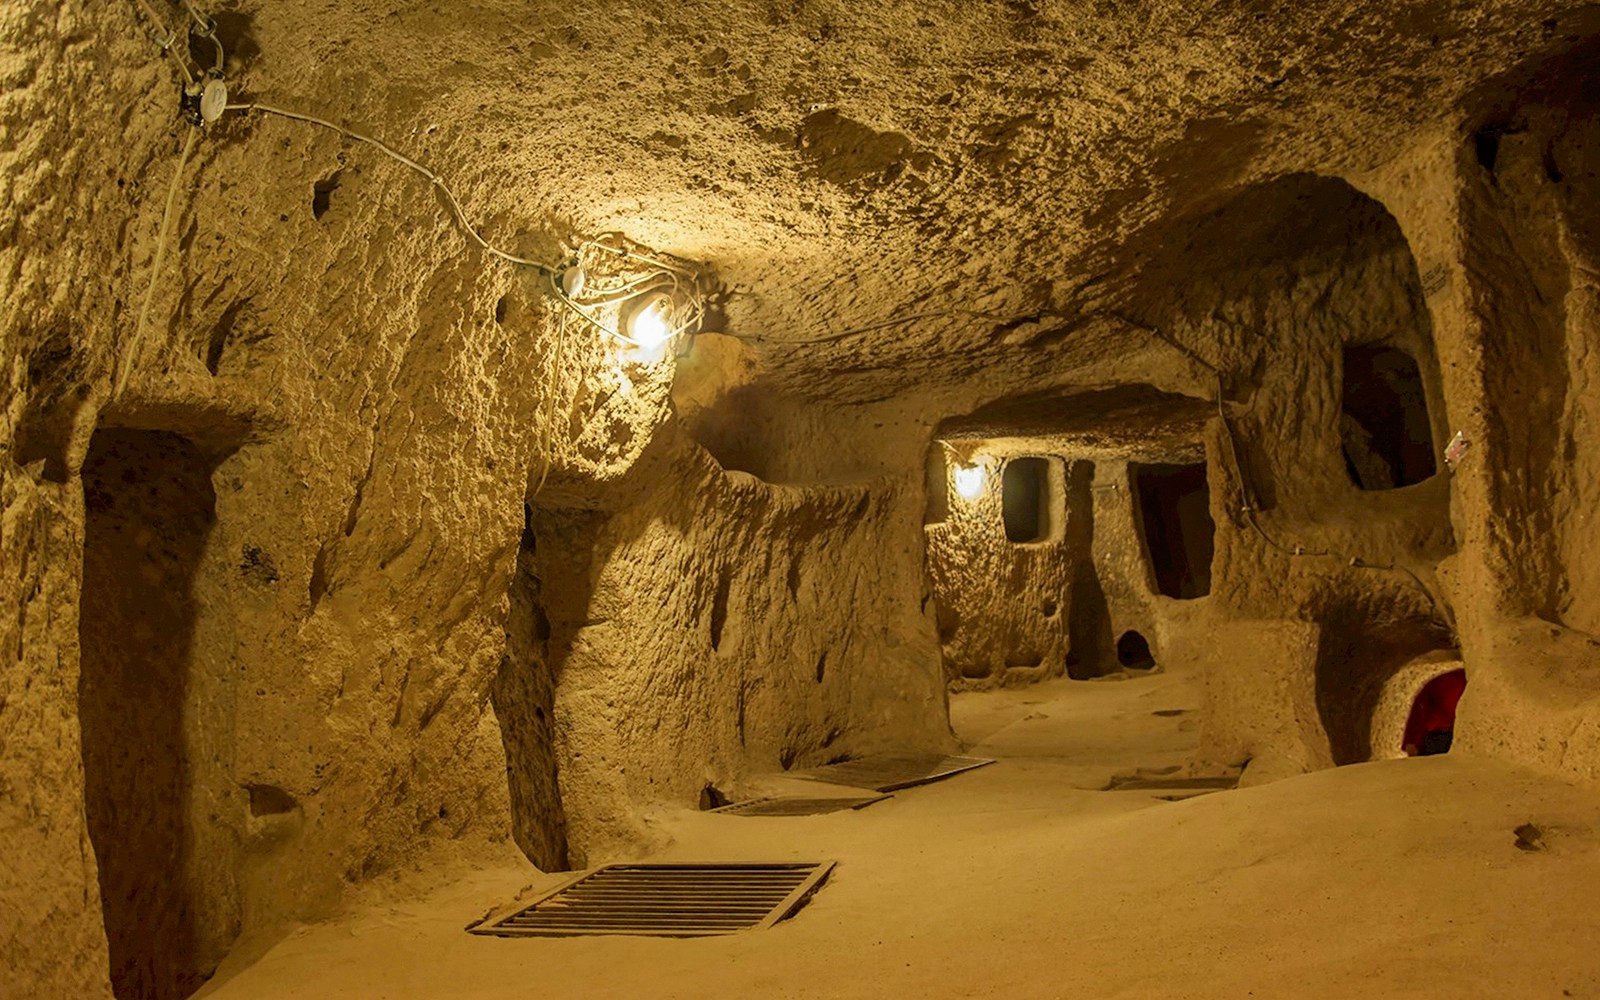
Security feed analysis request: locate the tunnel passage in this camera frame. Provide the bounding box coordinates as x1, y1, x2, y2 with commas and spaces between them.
1314, 605, 1455, 766
1340, 344, 1437, 490
1403, 668, 1467, 756
491, 505, 570, 871
79, 429, 222, 1000
1064, 460, 1115, 679
1130, 462, 1214, 599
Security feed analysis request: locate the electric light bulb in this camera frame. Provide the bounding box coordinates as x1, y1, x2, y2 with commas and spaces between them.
626, 293, 672, 349
954, 463, 986, 500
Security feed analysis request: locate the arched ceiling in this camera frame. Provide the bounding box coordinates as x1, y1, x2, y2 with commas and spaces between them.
211, 0, 1600, 404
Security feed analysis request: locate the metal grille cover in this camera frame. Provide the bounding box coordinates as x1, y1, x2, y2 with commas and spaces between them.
711, 795, 888, 816
469, 862, 835, 938
796, 751, 994, 792
1104, 774, 1239, 797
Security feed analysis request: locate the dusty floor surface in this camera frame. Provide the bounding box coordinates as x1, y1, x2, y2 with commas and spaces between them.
195, 668, 1600, 1000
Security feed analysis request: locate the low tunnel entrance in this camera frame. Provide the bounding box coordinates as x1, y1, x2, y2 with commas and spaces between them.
1403, 668, 1467, 756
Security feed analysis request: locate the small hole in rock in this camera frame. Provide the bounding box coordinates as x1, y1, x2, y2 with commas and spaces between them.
1116, 630, 1155, 670
247, 783, 297, 817
312, 172, 341, 221
698, 784, 730, 810
1513, 822, 1546, 852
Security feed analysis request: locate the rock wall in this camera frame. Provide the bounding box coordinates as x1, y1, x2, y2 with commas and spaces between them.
924, 444, 1077, 685
1122, 174, 1460, 776
533, 424, 949, 863
0, 8, 949, 1000
1399, 41, 1600, 779
7, 3, 1600, 999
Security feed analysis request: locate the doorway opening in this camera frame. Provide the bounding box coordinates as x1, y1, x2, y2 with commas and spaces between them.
1130, 462, 1214, 599
491, 504, 570, 871
1402, 668, 1467, 756
1063, 460, 1114, 679
79, 429, 221, 1000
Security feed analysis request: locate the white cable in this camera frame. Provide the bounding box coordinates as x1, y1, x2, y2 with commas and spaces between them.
578, 237, 699, 278
547, 273, 648, 347
129, 0, 196, 86
224, 102, 557, 272
116, 125, 201, 400
180, 0, 212, 30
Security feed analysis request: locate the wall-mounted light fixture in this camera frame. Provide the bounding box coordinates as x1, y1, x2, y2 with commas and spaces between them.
625, 291, 673, 348
620, 290, 681, 363
953, 460, 987, 500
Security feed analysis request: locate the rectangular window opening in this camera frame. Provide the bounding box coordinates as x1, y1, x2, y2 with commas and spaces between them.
1002, 456, 1057, 544
1339, 344, 1437, 490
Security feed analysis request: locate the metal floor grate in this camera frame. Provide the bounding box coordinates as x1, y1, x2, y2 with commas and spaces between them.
711, 795, 888, 816
469, 862, 835, 938
796, 752, 995, 792
1104, 774, 1239, 797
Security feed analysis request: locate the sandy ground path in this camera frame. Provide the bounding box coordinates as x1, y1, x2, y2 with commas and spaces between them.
200, 670, 1600, 999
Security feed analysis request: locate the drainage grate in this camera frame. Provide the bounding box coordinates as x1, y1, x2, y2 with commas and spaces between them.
469, 862, 835, 938
1104, 774, 1239, 797
711, 795, 888, 816
796, 752, 995, 792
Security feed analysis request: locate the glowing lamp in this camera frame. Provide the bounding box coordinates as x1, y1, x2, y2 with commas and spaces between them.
953, 462, 986, 500
625, 292, 673, 351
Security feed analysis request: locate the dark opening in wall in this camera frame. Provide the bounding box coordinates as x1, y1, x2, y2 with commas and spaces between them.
924, 444, 949, 525
1403, 668, 1467, 757
1116, 630, 1155, 670
1002, 457, 1053, 543
79, 429, 220, 1000
1314, 607, 1455, 765
311, 171, 341, 220
1063, 460, 1115, 680
491, 507, 569, 871
1339, 345, 1436, 490
1130, 462, 1214, 599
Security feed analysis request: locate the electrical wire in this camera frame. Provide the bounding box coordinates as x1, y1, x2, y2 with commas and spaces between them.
129, 0, 195, 86
548, 273, 649, 347
123, 0, 701, 393
570, 271, 675, 304
224, 102, 708, 350
179, 0, 226, 76
578, 235, 700, 278
116, 124, 201, 400
179, 0, 213, 31
223, 102, 558, 273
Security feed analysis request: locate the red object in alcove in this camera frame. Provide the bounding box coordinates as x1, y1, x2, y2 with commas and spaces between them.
1402, 669, 1468, 755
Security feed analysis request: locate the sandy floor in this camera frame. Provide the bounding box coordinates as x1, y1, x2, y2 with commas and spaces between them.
198, 669, 1600, 999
